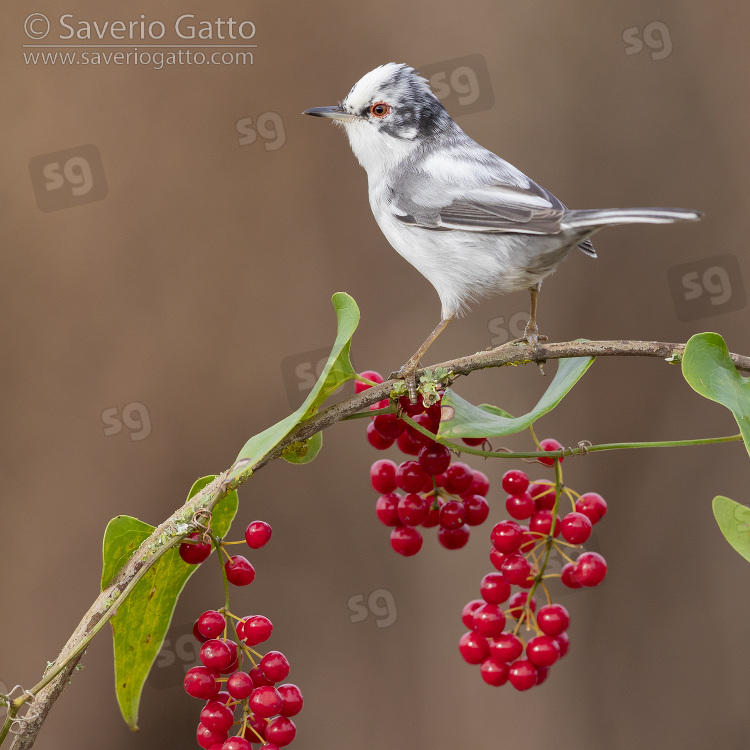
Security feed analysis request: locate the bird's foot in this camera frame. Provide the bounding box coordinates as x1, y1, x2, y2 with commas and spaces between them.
389, 362, 421, 404
510, 322, 548, 374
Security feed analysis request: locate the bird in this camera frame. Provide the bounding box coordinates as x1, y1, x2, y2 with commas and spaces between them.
304, 62, 702, 395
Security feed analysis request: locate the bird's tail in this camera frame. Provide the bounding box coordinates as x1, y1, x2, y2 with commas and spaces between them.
564, 207, 702, 230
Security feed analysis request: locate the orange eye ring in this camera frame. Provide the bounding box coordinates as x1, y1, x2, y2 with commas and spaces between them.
370, 101, 391, 119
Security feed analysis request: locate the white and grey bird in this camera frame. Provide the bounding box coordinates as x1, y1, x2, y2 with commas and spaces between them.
304, 63, 701, 387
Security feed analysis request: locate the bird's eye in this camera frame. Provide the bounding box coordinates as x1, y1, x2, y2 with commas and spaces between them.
370, 102, 391, 118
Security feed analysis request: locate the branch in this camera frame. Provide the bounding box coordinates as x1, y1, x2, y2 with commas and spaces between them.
9, 338, 748, 749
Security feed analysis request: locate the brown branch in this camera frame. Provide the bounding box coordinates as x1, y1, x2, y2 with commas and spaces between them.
9, 338, 748, 749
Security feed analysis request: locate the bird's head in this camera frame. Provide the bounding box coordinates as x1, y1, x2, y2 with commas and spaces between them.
304, 63, 452, 177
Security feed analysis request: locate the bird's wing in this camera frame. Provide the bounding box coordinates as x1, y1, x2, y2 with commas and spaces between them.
390, 149, 567, 235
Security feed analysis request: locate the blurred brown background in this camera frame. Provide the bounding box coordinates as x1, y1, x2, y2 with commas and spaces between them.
2, 1, 750, 748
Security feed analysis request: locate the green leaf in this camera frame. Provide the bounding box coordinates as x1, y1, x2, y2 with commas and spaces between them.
281, 431, 323, 464
230, 292, 359, 479
712, 495, 750, 564
438, 356, 594, 438
103, 476, 238, 730
682, 332, 750, 457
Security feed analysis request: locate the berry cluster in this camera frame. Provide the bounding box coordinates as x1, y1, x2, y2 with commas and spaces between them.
460, 468, 608, 690
179, 520, 303, 748
358, 370, 491, 555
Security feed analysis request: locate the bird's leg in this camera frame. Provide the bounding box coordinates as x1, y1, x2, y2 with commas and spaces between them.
522, 283, 548, 346
390, 317, 453, 403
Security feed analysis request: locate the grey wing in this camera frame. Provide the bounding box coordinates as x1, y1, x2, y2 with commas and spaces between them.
391, 151, 568, 236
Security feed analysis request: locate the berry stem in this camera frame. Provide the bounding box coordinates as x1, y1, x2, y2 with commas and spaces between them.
209, 532, 231, 614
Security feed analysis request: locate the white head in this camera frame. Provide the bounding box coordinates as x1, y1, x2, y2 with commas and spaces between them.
304, 63, 455, 179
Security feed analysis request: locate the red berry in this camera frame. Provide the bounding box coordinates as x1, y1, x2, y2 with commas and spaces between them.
560, 512, 592, 544
508, 660, 538, 691
245, 521, 273, 549
397, 493, 429, 526
462, 437, 486, 447
212, 690, 232, 704
249, 685, 283, 718
418, 443, 451, 476
200, 639, 234, 671
443, 462, 474, 494
439, 500, 466, 530
184, 666, 217, 699
261, 651, 290, 682
399, 394, 426, 416
437, 524, 470, 549
240, 615, 273, 645
537, 603, 570, 636
537, 438, 563, 466
265, 716, 297, 747
249, 665, 275, 687
465, 469, 490, 496
463, 495, 490, 526
489, 632, 524, 662
560, 562, 582, 589
507, 591, 536, 619
218, 642, 239, 675
375, 493, 401, 526
526, 635, 561, 667
370, 459, 397, 493
395, 460, 429, 493
480, 572, 511, 605
461, 599, 485, 628
491, 520, 523, 553
225, 556, 255, 586
536, 666, 551, 685
480, 658, 510, 686
424, 400, 442, 424
506, 493, 535, 520
519, 525, 536, 553
197, 611, 226, 640
355, 370, 384, 393
528, 482, 555, 509
277, 683, 304, 717
472, 603, 506, 637
406, 413, 438, 446
367, 421, 395, 450
459, 631, 490, 664
370, 398, 389, 411
529, 510, 561, 538
200, 700, 234, 733
373, 413, 406, 440
196, 722, 227, 749
502, 470, 529, 495
193, 619, 209, 643
390, 525, 423, 556
244, 714, 268, 740
179, 532, 212, 564
489, 547, 506, 572
500, 553, 531, 585
575, 492, 607, 524
555, 631, 570, 658
223, 738, 253, 750
575, 552, 607, 586
226, 671, 254, 699
421, 498, 442, 528
396, 429, 421, 455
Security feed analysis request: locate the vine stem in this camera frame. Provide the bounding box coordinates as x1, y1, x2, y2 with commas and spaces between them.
7, 337, 749, 749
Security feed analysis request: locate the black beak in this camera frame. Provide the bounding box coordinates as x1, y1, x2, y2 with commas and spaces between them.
303, 105, 360, 122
